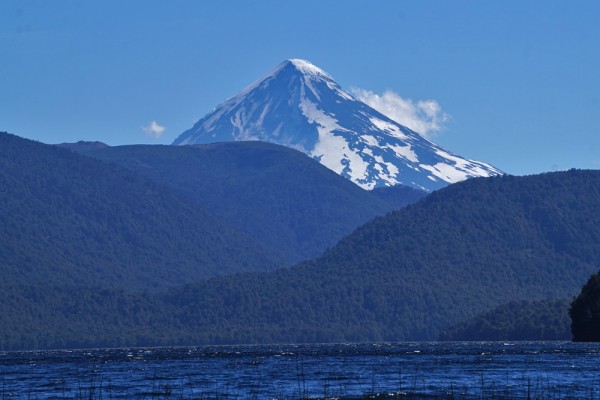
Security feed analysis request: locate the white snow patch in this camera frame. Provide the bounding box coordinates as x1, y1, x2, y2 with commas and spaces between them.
359, 180, 377, 190
373, 155, 400, 185
256, 103, 271, 126
289, 59, 333, 79
384, 161, 399, 178
300, 88, 347, 174
388, 143, 419, 163
420, 163, 469, 183
299, 90, 342, 135
300, 90, 369, 184
369, 117, 408, 139
361, 135, 379, 147
434, 149, 501, 177
272, 122, 283, 138
223, 58, 323, 104
196, 105, 229, 133
230, 109, 259, 141
325, 81, 355, 101
344, 148, 370, 184
311, 133, 348, 175
336, 88, 355, 101
303, 76, 321, 102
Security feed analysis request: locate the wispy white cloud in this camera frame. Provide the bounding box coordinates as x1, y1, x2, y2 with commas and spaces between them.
350, 88, 450, 139
142, 121, 166, 138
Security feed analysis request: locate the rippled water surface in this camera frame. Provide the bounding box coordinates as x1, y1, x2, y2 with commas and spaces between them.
1, 342, 600, 399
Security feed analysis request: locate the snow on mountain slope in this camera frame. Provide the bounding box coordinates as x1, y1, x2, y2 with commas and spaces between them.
173, 59, 502, 191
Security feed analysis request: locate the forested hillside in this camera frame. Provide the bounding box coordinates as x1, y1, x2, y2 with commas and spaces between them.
66, 142, 426, 263
0, 133, 281, 291
438, 299, 571, 341
143, 170, 600, 342
570, 270, 600, 342
2, 167, 599, 349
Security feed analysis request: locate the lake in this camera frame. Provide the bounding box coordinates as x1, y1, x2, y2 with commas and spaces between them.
1, 342, 599, 399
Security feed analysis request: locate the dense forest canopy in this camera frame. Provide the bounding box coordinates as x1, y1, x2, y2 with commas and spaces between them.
71, 141, 425, 263
439, 299, 571, 341
0, 132, 281, 291
570, 270, 600, 342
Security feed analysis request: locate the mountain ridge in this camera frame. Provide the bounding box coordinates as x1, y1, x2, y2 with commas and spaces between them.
65, 140, 426, 263
0, 132, 282, 291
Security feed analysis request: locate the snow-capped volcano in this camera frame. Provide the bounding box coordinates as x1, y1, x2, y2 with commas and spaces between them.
173, 59, 502, 191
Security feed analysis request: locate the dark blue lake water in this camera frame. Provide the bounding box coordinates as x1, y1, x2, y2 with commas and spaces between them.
1, 342, 599, 399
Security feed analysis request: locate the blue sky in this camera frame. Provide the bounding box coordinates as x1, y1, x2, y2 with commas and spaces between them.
2, 1, 599, 176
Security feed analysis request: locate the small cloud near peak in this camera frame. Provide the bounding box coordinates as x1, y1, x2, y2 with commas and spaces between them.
351, 88, 450, 139
142, 121, 166, 138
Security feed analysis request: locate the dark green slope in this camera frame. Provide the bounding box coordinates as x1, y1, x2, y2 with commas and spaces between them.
67, 142, 426, 263
0, 285, 179, 350
160, 170, 600, 342
0, 132, 280, 291
438, 299, 571, 341
570, 270, 600, 342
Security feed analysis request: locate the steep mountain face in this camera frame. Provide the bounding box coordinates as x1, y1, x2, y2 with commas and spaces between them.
173, 59, 502, 191
0, 132, 281, 291
67, 141, 426, 263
